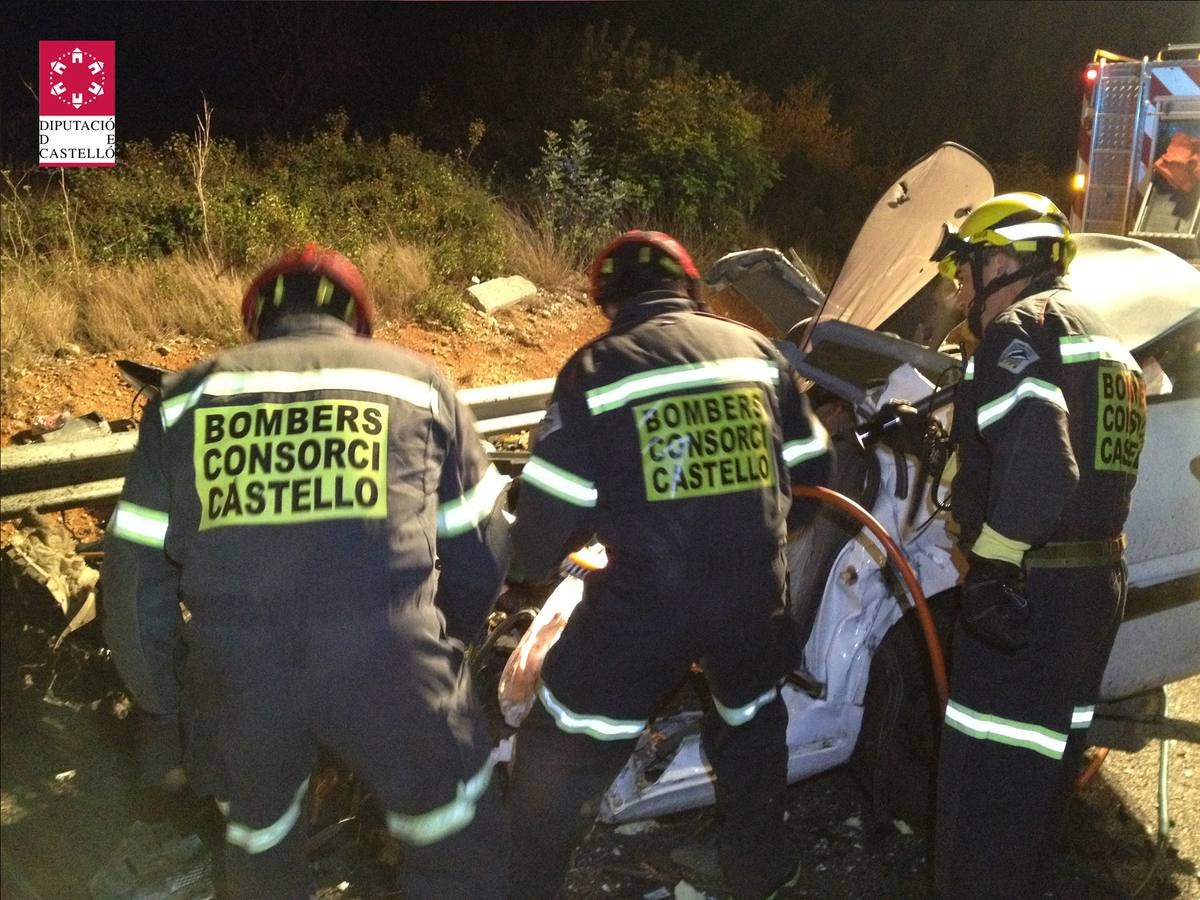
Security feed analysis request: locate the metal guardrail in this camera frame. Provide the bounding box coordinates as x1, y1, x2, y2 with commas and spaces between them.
0, 378, 551, 518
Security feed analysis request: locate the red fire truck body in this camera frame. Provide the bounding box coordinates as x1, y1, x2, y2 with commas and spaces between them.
1071, 46, 1200, 260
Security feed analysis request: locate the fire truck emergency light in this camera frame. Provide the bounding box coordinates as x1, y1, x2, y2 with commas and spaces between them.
1085, 67, 1099, 82
1072, 173, 1087, 192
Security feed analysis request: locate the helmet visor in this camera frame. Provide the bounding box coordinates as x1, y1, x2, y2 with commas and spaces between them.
930, 222, 971, 281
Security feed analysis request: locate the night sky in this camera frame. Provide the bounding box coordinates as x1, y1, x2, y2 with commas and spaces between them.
4, 2, 1198, 174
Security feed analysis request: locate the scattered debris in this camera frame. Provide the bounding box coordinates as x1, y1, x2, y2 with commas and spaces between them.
673, 880, 709, 900
893, 819, 914, 836
4, 510, 100, 645
615, 819, 661, 836
643, 888, 672, 900
54, 343, 83, 360
89, 821, 215, 900
31, 408, 72, 433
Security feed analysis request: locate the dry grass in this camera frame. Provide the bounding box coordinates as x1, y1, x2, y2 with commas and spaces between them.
73, 259, 243, 352
0, 261, 79, 372
783, 239, 839, 293
501, 209, 584, 292
1, 255, 244, 374
359, 238, 433, 321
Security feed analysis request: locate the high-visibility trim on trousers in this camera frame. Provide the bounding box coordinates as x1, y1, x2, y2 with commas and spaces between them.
386, 752, 497, 847
224, 777, 310, 854
713, 683, 780, 726
538, 683, 646, 741
944, 699, 1067, 760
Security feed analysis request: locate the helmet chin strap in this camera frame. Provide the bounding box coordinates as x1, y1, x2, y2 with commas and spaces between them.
965, 256, 1055, 338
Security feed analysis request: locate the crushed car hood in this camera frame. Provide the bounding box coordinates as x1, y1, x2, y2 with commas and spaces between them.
705, 141, 1199, 402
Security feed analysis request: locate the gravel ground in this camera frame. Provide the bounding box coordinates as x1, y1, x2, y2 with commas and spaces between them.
563, 676, 1199, 899
1, 565, 1196, 899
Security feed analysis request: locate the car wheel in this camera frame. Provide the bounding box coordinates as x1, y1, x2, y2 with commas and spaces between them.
849, 587, 956, 830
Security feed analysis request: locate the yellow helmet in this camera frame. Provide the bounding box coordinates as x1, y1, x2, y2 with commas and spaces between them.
930, 192, 1076, 283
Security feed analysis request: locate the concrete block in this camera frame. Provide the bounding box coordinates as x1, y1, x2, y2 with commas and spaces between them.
467, 276, 538, 314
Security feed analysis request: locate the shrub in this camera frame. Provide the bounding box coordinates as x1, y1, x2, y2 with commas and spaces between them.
1, 113, 511, 336
409, 282, 466, 331
528, 120, 636, 265
992, 152, 1070, 213
754, 77, 874, 258
566, 25, 778, 233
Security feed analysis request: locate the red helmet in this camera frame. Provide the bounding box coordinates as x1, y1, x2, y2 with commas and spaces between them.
588, 230, 702, 306
241, 243, 375, 338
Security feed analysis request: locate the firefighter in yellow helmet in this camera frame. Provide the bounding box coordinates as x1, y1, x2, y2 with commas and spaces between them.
103, 245, 511, 898
929, 195, 1146, 898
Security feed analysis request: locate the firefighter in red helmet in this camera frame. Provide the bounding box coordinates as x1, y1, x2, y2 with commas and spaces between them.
506, 230, 834, 899
103, 244, 511, 898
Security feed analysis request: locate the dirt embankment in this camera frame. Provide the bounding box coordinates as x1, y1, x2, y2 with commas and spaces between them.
1, 290, 607, 443
0, 289, 609, 544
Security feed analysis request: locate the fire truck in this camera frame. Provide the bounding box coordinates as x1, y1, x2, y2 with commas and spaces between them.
1071, 45, 1200, 261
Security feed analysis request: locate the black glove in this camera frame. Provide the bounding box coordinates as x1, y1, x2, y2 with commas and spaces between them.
960, 555, 1030, 654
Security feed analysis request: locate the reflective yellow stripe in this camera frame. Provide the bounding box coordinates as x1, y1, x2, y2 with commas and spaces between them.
521, 456, 598, 508
109, 500, 169, 548
993, 222, 1068, 242
971, 524, 1030, 567
160, 368, 438, 430
783, 420, 829, 467
944, 700, 1066, 760
161, 383, 206, 429
976, 378, 1067, 430
386, 754, 496, 846
714, 684, 779, 726
538, 684, 646, 741
1058, 335, 1140, 371
203, 369, 437, 410
1071, 705, 1095, 729
225, 777, 309, 854
585, 358, 779, 416
437, 466, 508, 536
316, 276, 334, 306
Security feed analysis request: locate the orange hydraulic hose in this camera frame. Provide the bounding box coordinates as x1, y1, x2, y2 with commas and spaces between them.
792, 484, 950, 711
1074, 746, 1111, 792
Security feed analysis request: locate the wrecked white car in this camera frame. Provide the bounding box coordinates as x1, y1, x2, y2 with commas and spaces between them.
498, 144, 1200, 825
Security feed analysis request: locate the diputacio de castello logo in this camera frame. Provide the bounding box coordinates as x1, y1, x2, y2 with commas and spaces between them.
39, 40, 116, 167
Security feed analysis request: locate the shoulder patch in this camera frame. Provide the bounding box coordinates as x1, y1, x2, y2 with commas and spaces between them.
996, 339, 1039, 374
536, 401, 564, 442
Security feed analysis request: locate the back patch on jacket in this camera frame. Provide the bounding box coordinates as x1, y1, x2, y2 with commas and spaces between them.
634, 386, 775, 501
193, 399, 389, 528
1095, 363, 1146, 475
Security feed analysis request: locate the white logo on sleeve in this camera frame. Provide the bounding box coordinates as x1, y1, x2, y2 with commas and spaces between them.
537, 401, 564, 441
997, 339, 1039, 374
